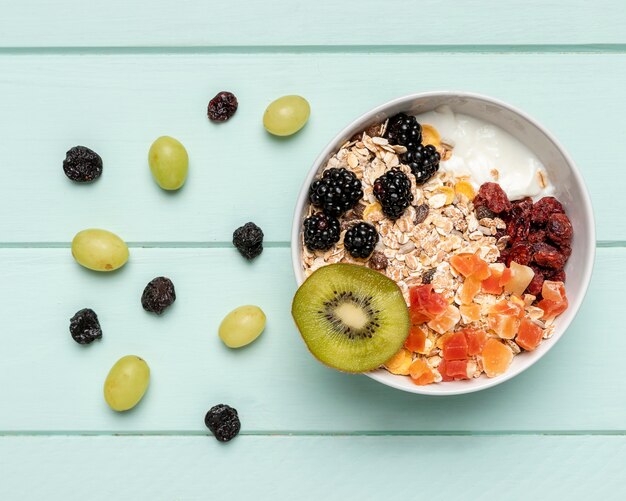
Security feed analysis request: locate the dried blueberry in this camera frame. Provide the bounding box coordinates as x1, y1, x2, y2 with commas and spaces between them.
141, 277, 176, 315
207, 91, 238, 122
63, 146, 103, 182
204, 404, 241, 442
233, 222, 264, 259
69, 308, 102, 344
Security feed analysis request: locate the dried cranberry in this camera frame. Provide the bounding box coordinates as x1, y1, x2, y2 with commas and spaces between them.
544, 268, 566, 282
528, 228, 547, 244
547, 213, 573, 247
512, 196, 534, 214
474, 183, 511, 214
507, 218, 530, 242
507, 243, 532, 266
497, 248, 510, 264
531, 197, 564, 226
207, 91, 238, 122
525, 267, 545, 296
533, 243, 566, 270
559, 244, 572, 259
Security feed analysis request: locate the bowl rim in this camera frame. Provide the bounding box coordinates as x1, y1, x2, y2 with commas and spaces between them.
290, 90, 596, 396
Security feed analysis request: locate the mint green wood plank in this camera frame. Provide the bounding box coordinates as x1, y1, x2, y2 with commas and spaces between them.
0, 247, 622, 432
0, 53, 623, 243
1, 436, 624, 500
0, 1, 624, 47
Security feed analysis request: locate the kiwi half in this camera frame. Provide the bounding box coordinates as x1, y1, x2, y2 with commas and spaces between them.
292, 263, 410, 373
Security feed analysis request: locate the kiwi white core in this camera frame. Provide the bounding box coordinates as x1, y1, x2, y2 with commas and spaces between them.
334, 302, 369, 330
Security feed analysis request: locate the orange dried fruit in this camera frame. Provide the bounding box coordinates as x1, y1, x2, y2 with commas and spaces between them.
482, 264, 505, 295
488, 313, 521, 339
454, 180, 475, 201
438, 359, 469, 381
428, 304, 461, 334
435, 186, 455, 205
537, 280, 568, 320
516, 318, 543, 351
460, 303, 481, 323
409, 358, 435, 385
462, 328, 488, 356
482, 338, 513, 377
459, 276, 482, 304
404, 325, 428, 354
450, 253, 490, 280
442, 331, 468, 360
384, 348, 412, 375
410, 284, 448, 320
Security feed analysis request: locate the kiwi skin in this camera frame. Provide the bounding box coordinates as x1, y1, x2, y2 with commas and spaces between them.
292, 263, 410, 373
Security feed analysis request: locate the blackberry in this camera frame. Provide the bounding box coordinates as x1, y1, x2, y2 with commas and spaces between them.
204, 404, 241, 442
403, 144, 440, 185
141, 277, 176, 315
303, 213, 340, 251
309, 168, 363, 217
373, 168, 414, 220
385, 113, 422, 150
69, 308, 102, 345
344, 222, 379, 259
232, 222, 264, 260
63, 146, 103, 182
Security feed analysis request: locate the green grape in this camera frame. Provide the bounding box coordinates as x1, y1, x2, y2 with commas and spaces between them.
71, 229, 129, 272
219, 305, 266, 348
263, 95, 310, 136
148, 136, 188, 190
103, 355, 150, 412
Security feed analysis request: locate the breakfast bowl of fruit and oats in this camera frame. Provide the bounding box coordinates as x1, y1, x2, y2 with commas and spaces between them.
291, 91, 595, 395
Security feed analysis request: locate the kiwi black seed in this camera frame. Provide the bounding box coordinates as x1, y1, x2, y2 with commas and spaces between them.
292, 263, 410, 373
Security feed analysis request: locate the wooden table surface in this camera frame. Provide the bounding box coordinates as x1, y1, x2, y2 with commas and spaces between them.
0, 1, 625, 499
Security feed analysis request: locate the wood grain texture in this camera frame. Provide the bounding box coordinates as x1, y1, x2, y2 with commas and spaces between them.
1, 435, 624, 501
0, 246, 622, 432
0, 53, 623, 243
0, 1, 624, 48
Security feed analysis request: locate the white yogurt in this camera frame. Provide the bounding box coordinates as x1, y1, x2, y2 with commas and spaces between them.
414, 106, 553, 200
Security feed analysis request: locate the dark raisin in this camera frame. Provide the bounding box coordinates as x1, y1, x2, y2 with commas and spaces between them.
207, 91, 238, 122
368, 251, 388, 271
204, 404, 241, 442
421, 268, 437, 284
141, 277, 176, 315
475, 205, 495, 220
351, 203, 366, 219
63, 146, 103, 182
474, 183, 511, 214
547, 213, 573, 247
531, 197, 564, 226
232, 222, 264, 259
414, 203, 429, 225
69, 308, 102, 345
507, 243, 532, 266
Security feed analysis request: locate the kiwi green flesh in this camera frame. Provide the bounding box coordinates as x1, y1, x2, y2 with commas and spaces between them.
292, 263, 410, 373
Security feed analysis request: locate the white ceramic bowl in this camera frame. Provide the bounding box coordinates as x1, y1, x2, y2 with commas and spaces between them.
291, 91, 595, 395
